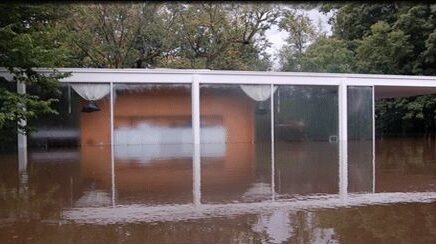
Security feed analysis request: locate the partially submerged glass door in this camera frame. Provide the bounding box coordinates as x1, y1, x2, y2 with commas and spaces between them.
273, 85, 339, 199
113, 83, 193, 205
199, 84, 273, 203
347, 86, 374, 193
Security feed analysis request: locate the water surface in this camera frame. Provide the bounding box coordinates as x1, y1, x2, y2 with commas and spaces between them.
1, 138, 436, 243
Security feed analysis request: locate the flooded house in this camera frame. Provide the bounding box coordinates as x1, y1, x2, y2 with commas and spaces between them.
7, 69, 436, 197
3, 68, 436, 216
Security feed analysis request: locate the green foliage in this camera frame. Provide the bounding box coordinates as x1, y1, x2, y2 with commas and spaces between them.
65, 3, 176, 68
393, 5, 436, 75
300, 37, 353, 73
278, 45, 302, 72
321, 3, 436, 76
278, 3, 436, 137
279, 9, 318, 54
65, 3, 278, 70
325, 3, 399, 42
354, 21, 412, 74
278, 8, 318, 71
0, 4, 70, 146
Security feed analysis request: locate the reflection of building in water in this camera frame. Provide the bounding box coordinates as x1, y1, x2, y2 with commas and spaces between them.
252, 209, 292, 243
77, 143, 262, 205
252, 211, 337, 244
274, 142, 339, 198
24, 136, 436, 209
348, 141, 373, 193
76, 141, 344, 206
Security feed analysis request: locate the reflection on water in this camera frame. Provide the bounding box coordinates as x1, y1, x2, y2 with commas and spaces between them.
1, 138, 436, 242
376, 138, 436, 193
275, 142, 339, 198
202, 143, 271, 203
348, 140, 373, 193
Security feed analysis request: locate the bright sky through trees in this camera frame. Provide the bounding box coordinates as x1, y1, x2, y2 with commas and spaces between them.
266, 8, 332, 70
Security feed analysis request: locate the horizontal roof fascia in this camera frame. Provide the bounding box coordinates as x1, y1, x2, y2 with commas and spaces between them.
1, 68, 436, 87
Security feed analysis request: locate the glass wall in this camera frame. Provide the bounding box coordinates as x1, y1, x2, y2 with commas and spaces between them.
113, 83, 193, 205
28, 84, 82, 148
347, 86, 373, 193
17, 79, 378, 206
200, 84, 272, 203
27, 82, 112, 148
26, 83, 112, 208
274, 85, 339, 199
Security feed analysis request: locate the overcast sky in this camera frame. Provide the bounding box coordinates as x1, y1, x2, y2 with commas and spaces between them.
265, 8, 333, 70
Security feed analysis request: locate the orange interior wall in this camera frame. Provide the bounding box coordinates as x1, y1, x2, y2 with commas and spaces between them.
200, 89, 255, 143
114, 88, 192, 129
80, 98, 111, 146
80, 87, 255, 145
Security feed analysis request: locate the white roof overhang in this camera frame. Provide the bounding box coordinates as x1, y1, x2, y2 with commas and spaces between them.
2, 68, 436, 98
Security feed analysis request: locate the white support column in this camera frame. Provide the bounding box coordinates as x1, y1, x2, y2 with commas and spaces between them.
193, 143, 201, 206
192, 75, 201, 206
338, 80, 348, 199
270, 84, 276, 201
372, 85, 376, 193
110, 82, 116, 207
110, 82, 114, 146
192, 75, 201, 145
17, 80, 28, 193
17, 81, 27, 150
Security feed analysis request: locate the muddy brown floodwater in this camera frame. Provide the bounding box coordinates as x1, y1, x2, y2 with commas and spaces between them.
1, 138, 436, 243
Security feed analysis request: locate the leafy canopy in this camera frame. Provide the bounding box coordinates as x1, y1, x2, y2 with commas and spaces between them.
0, 4, 70, 140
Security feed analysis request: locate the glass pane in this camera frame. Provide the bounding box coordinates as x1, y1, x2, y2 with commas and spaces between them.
200, 84, 272, 203
24, 83, 113, 208
28, 84, 85, 148
274, 85, 339, 199
347, 86, 373, 193
113, 83, 193, 205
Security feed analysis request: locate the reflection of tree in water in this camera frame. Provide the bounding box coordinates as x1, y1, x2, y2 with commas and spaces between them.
377, 138, 436, 174
317, 203, 436, 242
0, 168, 62, 221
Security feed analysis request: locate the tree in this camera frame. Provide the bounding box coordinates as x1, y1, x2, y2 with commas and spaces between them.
0, 4, 70, 149
278, 8, 318, 71
319, 3, 436, 137
322, 3, 436, 75
393, 5, 436, 75
65, 3, 180, 68
173, 3, 278, 70
64, 3, 278, 70
66, 3, 143, 68
321, 3, 399, 42
354, 21, 412, 74
279, 9, 318, 54
299, 37, 353, 73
